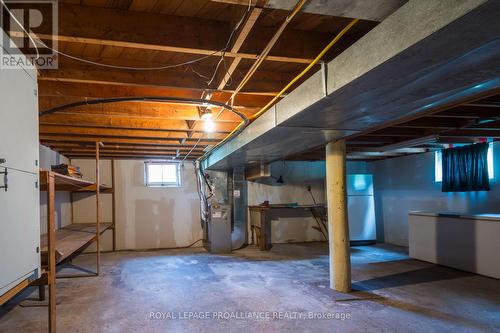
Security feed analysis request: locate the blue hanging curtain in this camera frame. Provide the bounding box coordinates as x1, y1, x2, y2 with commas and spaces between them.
441, 142, 490, 192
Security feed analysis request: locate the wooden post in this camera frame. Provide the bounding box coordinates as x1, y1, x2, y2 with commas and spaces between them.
45, 171, 57, 333
325, 140, 351, 292
111, 159, 116, 252
38, 285, 45, 301
95, 142, 100, 275
258, 210, 272, 251
69, 159, 74, 227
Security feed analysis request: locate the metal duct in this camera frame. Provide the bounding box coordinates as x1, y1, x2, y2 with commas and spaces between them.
202, 0, 500, 171
231, 167, 247, 250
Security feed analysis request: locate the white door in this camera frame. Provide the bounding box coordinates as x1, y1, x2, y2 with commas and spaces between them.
0, 168, 40, 294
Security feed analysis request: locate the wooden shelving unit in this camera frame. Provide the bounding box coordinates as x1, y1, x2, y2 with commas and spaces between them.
35, 142, 115, 333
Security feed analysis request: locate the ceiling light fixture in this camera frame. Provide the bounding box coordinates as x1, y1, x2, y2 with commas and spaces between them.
200, 108, 213, 120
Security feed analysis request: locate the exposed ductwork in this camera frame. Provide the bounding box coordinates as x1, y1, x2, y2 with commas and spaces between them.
202, 0, 500, 170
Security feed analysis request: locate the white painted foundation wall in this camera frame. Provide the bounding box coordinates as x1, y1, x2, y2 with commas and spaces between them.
72, 159, 203, 251
52, 154, 369, 250
247, 161, 369, 243
247, 161, 327, 243
39, 145, 72, 232
368, 142, 500, 247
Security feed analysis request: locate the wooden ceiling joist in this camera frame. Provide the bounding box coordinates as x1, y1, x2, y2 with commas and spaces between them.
40, 135, 218, 146
37, 81, 277, 102
65, 152, 200, 157
40, 124, 231, 136
42, 142, 205, 150
39, 3, 315, 65
329, 93, 500, 161
39, 114, 238, 133
39, 125, 228, 140
30, 1, 380, 161
39, 60, 295, 93
58, 148, 204, 155
217, 6, 263, 91
38, 106, 253, 123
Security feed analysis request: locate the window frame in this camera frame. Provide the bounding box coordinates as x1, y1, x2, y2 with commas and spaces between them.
144, 162, 182, 187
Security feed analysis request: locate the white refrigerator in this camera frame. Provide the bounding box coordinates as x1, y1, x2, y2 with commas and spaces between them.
0, 29, 41, 298
347, 174, 376, 243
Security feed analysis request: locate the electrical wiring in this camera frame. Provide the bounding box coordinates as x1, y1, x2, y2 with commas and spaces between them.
4, 0, 214, 70
184, 2, 254, 150
207, 56, 226, 86
183, 135, 203, 161
39, 96, 244, 119
221, 55, 233, 87
38, 96, 250, 148
47, 43, 222, 71
206, 0, 252, 86
306, 186, 328, 240
1, 0, 251, 78
198, 18, 360, 162
249, 18, 359, 121
198, 0, 309, 160
195, 160, 214, 226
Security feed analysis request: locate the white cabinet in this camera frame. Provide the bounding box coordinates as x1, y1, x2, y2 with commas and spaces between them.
0, 170, 40, 294
0, 29, 40, 297
409, 212, 500, 279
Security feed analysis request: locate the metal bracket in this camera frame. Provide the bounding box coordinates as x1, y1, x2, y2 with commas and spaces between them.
0, 158, 5, 165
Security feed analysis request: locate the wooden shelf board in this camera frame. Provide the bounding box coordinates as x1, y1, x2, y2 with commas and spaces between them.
40, 223, 113, 265
39, 170, 112, 193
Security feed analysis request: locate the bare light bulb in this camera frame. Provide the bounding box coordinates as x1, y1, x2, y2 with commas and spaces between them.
200, 110, 213, 120
204, 119, 215, 133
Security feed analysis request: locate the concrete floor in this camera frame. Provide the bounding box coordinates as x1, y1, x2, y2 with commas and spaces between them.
1, 243, 499, 332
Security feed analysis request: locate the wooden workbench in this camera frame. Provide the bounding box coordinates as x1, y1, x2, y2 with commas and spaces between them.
248, 204, 326, 251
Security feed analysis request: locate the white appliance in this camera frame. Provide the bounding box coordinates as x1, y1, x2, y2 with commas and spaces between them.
347, 174, 376, 243
0, 29, 41, 298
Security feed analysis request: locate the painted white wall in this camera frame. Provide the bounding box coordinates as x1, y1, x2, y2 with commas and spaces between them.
247, 161, 368, 243
368, 142, 500, 247
72, 159, 202, 251
71, 159, 114, 251
39, 145, 72, 232
69, 157, 369, 249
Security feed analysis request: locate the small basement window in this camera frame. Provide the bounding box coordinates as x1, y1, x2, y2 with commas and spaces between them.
435, 143, 494, 182
145, 162, 181, 187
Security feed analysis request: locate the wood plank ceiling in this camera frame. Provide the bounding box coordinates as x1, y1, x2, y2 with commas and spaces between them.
33, 0, 378, 160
